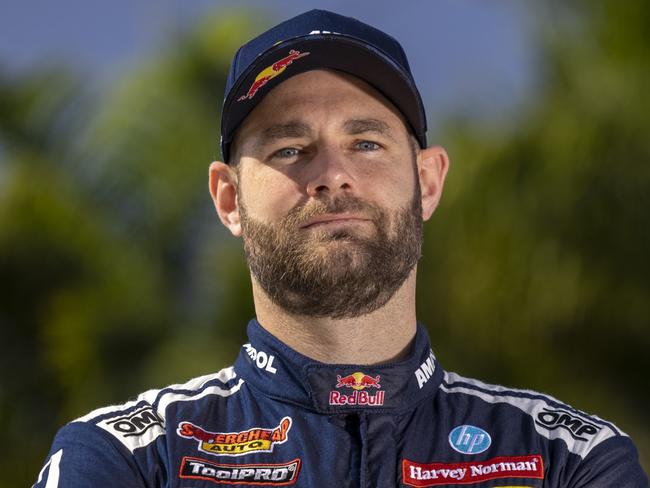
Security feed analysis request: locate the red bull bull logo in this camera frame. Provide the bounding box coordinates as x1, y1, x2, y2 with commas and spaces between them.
329, 371, 385, 407
237, 49, 310, 102
335, 372, 381, 390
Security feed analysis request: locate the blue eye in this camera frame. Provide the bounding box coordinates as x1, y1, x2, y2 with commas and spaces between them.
275, 147, 300, 158
356, 141, 380, 151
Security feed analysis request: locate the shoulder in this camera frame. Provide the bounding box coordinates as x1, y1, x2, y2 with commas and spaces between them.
69, 365, 243, 453
438, 372, 649, 487
440, 370, 625, 459
34, 367, 244, 487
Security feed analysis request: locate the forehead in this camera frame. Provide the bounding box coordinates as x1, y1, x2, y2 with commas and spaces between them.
233, 70, 411, 149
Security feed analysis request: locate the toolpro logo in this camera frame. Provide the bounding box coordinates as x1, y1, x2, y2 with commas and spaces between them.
180, 457, 301, 486
177, 417, 292, 457
237, 49, 310, 102
328, 372, 385, 407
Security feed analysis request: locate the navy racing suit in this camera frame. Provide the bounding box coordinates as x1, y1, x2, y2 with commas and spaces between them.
34, 320, 649, 487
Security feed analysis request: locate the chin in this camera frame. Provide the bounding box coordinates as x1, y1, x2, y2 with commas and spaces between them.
318, 246, 371, 270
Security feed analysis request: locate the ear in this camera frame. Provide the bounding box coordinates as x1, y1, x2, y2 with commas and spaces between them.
209, 161, 242, 237
417, 145, 450, 221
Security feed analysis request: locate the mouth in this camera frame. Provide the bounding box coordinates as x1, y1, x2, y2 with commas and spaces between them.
301, 214, 372, 229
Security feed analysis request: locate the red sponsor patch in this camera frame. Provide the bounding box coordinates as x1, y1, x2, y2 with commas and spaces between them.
177, 417, 292, 457
402, 455, 544, 486
329, 372, 385, 407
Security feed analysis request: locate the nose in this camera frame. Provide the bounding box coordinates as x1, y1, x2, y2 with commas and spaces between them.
305, 146, 354, 197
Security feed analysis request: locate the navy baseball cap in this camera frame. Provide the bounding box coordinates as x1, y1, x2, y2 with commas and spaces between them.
220, 9, 427, 163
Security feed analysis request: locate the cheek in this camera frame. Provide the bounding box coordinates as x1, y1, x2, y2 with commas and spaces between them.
239, 171, 302, 221
362, 162, 416, 208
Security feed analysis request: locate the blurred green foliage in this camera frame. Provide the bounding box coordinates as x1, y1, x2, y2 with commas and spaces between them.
0, 2, 647, 486
418, 0, 650, 471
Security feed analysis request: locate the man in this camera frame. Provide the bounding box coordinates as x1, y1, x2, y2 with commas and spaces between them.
34, 9, 647, 488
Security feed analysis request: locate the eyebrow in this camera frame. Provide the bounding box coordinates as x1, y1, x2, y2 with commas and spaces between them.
343, 118, 395, 140
254, 121, 313, 151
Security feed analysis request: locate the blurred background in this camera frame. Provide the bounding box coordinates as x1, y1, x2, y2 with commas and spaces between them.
1, 0, 648, 485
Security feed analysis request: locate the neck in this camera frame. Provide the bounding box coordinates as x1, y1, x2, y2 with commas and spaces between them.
250, 269, 418, 365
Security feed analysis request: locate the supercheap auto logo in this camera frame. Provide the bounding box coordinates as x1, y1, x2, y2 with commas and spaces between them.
329, 372, 385, 406
177, 417, 292, 457
237, 49, 310, 101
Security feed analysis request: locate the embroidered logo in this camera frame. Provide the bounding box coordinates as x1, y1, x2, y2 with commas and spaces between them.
243, 343, 277, 374
329, 372, 385, 407
535, 407, 601, 441
414, 350, 436, 388
177, 417, 292, 457
448, 425, 491, 454
179, 457, 301, 485
96, 406, 165, 452
402, 455, 544, 486
237, 50, 310, 101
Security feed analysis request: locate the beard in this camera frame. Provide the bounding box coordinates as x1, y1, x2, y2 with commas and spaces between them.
239, 184, 423, 319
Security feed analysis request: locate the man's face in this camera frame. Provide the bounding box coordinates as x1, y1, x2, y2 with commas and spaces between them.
232, 70, 424, 319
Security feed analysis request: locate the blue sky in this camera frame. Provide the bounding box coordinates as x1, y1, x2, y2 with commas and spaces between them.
0, 1, 540, 131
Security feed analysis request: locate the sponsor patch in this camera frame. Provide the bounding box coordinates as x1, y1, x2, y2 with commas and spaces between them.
237, 50, 310, 102
535, 407, 601, 441
180, 456, 300, 485
415, 350, 436, 389
328, 372, 385, 407
96, 406, 165, 452
448, 425, 491, 454
243, 343, 277, 374
402, 455, 544, 487
177, 417, 292, 457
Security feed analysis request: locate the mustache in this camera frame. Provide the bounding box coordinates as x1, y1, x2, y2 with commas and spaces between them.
283, 195, 381, 227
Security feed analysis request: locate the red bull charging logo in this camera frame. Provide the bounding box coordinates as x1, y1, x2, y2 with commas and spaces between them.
237, 49, 310, 102
329, 372, 385, 407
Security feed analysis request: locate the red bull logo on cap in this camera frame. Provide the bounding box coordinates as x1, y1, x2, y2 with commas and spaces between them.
237, 49, 310, 102
329, 372, 385, 407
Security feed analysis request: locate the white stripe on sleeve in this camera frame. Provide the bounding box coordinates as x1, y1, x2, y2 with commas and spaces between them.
33, 449, 62, 488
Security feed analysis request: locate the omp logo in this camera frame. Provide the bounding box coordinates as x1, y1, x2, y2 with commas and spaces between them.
536, 408, 601, 441
102, 406, 163, 437
180, 456, 301, 485
97, 405, 166, 452
177, 417, 292, 457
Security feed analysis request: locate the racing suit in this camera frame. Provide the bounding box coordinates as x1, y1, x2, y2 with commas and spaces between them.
34, 319, 649, 487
